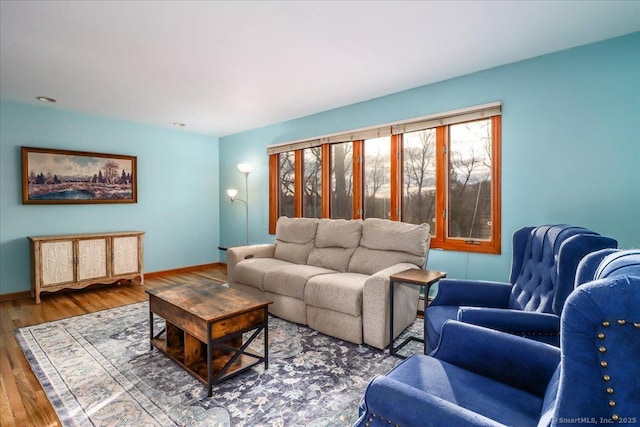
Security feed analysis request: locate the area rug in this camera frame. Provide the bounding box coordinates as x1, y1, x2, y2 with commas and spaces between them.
15, 301, 424, 426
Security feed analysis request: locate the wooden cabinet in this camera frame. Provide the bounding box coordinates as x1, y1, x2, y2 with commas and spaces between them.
28, 231, 144, 303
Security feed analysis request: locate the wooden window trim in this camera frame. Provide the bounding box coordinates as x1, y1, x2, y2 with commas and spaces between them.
267, 117, 501, 255
294, 150, 303, 217
268, 154, 278, 234
352, 140, 364, 219
429, 116, 501, 254
321, 144, 331, 218
390, 134, 401, 221
430, 126, 447, 249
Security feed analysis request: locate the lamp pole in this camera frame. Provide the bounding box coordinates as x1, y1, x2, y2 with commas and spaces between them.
242, 171, 249, 245
233, 163, 254, 245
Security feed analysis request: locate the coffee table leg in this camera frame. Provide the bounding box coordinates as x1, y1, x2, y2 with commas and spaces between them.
207, 323, 213, 397
149, 310, 154, 351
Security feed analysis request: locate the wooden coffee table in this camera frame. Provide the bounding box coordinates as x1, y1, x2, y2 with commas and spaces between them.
146, 282, 272, 396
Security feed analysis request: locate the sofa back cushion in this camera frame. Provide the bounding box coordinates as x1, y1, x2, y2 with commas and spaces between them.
348, 219, 430, 275
273, 216, 318, 264
308, 219, 363, 272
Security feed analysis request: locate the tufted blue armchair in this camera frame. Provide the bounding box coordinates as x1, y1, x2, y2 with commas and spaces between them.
426, 225, 617, 349
354, 265, 640, 427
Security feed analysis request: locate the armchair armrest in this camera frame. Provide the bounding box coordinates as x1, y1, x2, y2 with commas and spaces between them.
356, 375, 503, 427
432, 321, 560, 397
457, 307, 560, 336
226, 244, 275, 283
430, 279, 511, 308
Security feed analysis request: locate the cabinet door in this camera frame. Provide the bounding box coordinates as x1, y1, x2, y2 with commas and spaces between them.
41, 240, 74, 286
112, 236, 140, 275
77, 238, 108, 281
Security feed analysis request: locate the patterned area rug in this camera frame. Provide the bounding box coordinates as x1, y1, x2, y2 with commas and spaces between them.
15, 301, 424, 426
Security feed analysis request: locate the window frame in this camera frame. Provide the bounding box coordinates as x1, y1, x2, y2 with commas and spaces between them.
429, 116, 501, 254
268, 106, 501, 254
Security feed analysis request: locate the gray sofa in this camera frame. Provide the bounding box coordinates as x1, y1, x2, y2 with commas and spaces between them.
226, 217, 431, 349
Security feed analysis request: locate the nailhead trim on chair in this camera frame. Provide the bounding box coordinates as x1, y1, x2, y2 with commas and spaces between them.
598, 319, 640, 422
365, 413, 400, 427
503, 331, 559, 337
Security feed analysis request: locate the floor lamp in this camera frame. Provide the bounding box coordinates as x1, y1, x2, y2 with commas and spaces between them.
226, 163, 254, 245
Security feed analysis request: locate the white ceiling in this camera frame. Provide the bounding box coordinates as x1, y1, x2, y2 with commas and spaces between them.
1, 1, 639, 137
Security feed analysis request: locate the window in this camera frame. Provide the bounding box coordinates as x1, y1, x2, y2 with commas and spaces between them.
278, 151, 295, 218
402, 128, 437, 233
363, 136, 392, 219
447, 119, 493, 241
268, 103, 501, 253
302, 147, 322, 218
330, 142, 353, 219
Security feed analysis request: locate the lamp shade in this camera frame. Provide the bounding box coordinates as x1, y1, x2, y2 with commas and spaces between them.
237, 163, 254, 174
227, 188, 238, 199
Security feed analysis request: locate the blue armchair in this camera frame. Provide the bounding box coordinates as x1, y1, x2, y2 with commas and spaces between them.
426, 225, 617, 349
575, 248, 640, 285
355, 267, 640, 426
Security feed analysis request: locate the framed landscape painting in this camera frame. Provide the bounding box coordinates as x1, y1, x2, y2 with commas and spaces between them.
22, 147, 137, 204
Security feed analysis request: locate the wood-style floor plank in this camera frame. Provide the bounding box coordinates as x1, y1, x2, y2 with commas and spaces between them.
0, 264, 227, 427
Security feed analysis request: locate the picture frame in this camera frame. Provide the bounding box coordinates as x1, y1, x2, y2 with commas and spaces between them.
21, 146, 138, 204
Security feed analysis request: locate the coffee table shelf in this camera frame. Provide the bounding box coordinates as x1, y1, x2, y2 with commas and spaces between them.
151, 326, 261, 385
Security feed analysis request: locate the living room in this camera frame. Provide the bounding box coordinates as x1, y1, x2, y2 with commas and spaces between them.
1, 1, 639, 426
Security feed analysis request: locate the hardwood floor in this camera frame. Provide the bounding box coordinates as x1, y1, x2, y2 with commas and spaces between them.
0, 265, 227, 427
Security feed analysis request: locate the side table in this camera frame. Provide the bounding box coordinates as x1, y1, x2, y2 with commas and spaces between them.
389, 268, 447, 358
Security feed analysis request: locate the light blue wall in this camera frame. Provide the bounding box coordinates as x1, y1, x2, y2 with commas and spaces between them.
0, 100, 220, 295
219, 32, 640, 281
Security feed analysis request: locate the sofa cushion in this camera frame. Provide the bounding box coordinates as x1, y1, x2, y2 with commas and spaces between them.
360, 218, 430, 256
263, 264, 334, 299
348, 219, 430, 275
273, 216, 318, 264
308, 247, 358, 273
315, 218, 363, 248
232, 258, 294, 291
349, 247, 427, 276
305, 272, 369, 317
307, 218, 363, 272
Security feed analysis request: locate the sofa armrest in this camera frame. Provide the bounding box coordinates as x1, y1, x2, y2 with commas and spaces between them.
430, 279, 511, 307
226, 244, 276, 283
432, 321, 560, 396
457, 307, 560, 336
362, 263, 421, 350
355, 375, 503, 427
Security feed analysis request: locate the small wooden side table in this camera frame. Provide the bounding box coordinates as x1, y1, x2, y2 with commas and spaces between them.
389, 268, 447, 358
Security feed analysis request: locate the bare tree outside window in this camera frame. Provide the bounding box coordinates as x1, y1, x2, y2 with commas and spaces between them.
364, 137, 391, 219
331, 142, 353, 219
402, 129, 436, 234
303, 147, 322, 218
279, 151, 295, 218
448, 119, 492, 240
